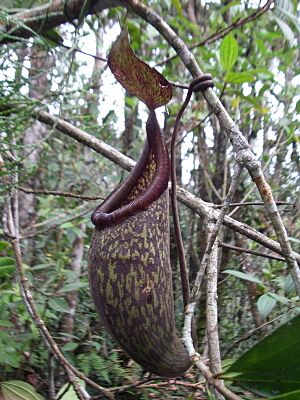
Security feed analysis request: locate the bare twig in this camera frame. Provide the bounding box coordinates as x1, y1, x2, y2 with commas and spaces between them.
214, 201, 292, 208
17, 185, 105, 201
219, 242, 285, 262
223, 315, 282, 356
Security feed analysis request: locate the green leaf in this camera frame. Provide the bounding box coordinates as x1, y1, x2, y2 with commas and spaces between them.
0, 240, 10, 251
225, 71, 255, 84
108, 28, 172, 109
171, 0, 183, 16
222, 269, 265, 286
58, 282, 88, 293
257, 293, 277, 319
41, 29, 63, 47
0, 265, 15, 277
224, 315, 300, 397
0, 257, 16, 277
268, 293, 290, 305
56, 380, 85, 400
48, 298, 70, 313
0, 257, 15, 267
62, 342, 78, 351
220, 33, 239, 72
284, 274, 295, 294
270, 389, 300, 399
1, 380, 43, 400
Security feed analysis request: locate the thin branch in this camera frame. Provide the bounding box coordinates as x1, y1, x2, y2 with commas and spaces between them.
17, 185, 104, 201
214, 201, 293, 208
206, 231, 224, 399
223, 315, 282, 356
219, 242, 286, 262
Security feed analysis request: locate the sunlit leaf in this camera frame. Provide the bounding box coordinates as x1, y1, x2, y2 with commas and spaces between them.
220, 33, 239, 72
108, 28, 172, 109
171, 0, 183, 16
225, 71, 255, 84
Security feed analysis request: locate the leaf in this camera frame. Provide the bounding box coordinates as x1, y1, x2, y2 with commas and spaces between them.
270, 389, 300, 399
224, 314, 300, 397
0, 257, 16, 277
108, 28, 172, 109
0, 265, 15, 277
62, 342, 78, 351
78, 0, 93, 27
284, 274, 295, 294
273, 16, 295, 46
1, 381, 42, 400
0, 257, 15, 267
220, 33, 239, 72
41, 29, 63, 46
257, 293, 277, 319
48, 298, 70, 313
56, 380, 85, 400
222, 269, 265, 286
171, 0, 183, 16
0, 240, 10, 251
225, 71, 255, 84
58, 282, 88, 293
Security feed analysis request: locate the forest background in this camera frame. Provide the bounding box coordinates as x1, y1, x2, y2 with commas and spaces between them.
0, 0, 299, 399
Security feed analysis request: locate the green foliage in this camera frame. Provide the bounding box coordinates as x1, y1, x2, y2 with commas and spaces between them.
76, 350, 129, 386
220, 33, 239, 72
56, 381, 85, 400
0, 380, 43, 400
223, 315, 300, 397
